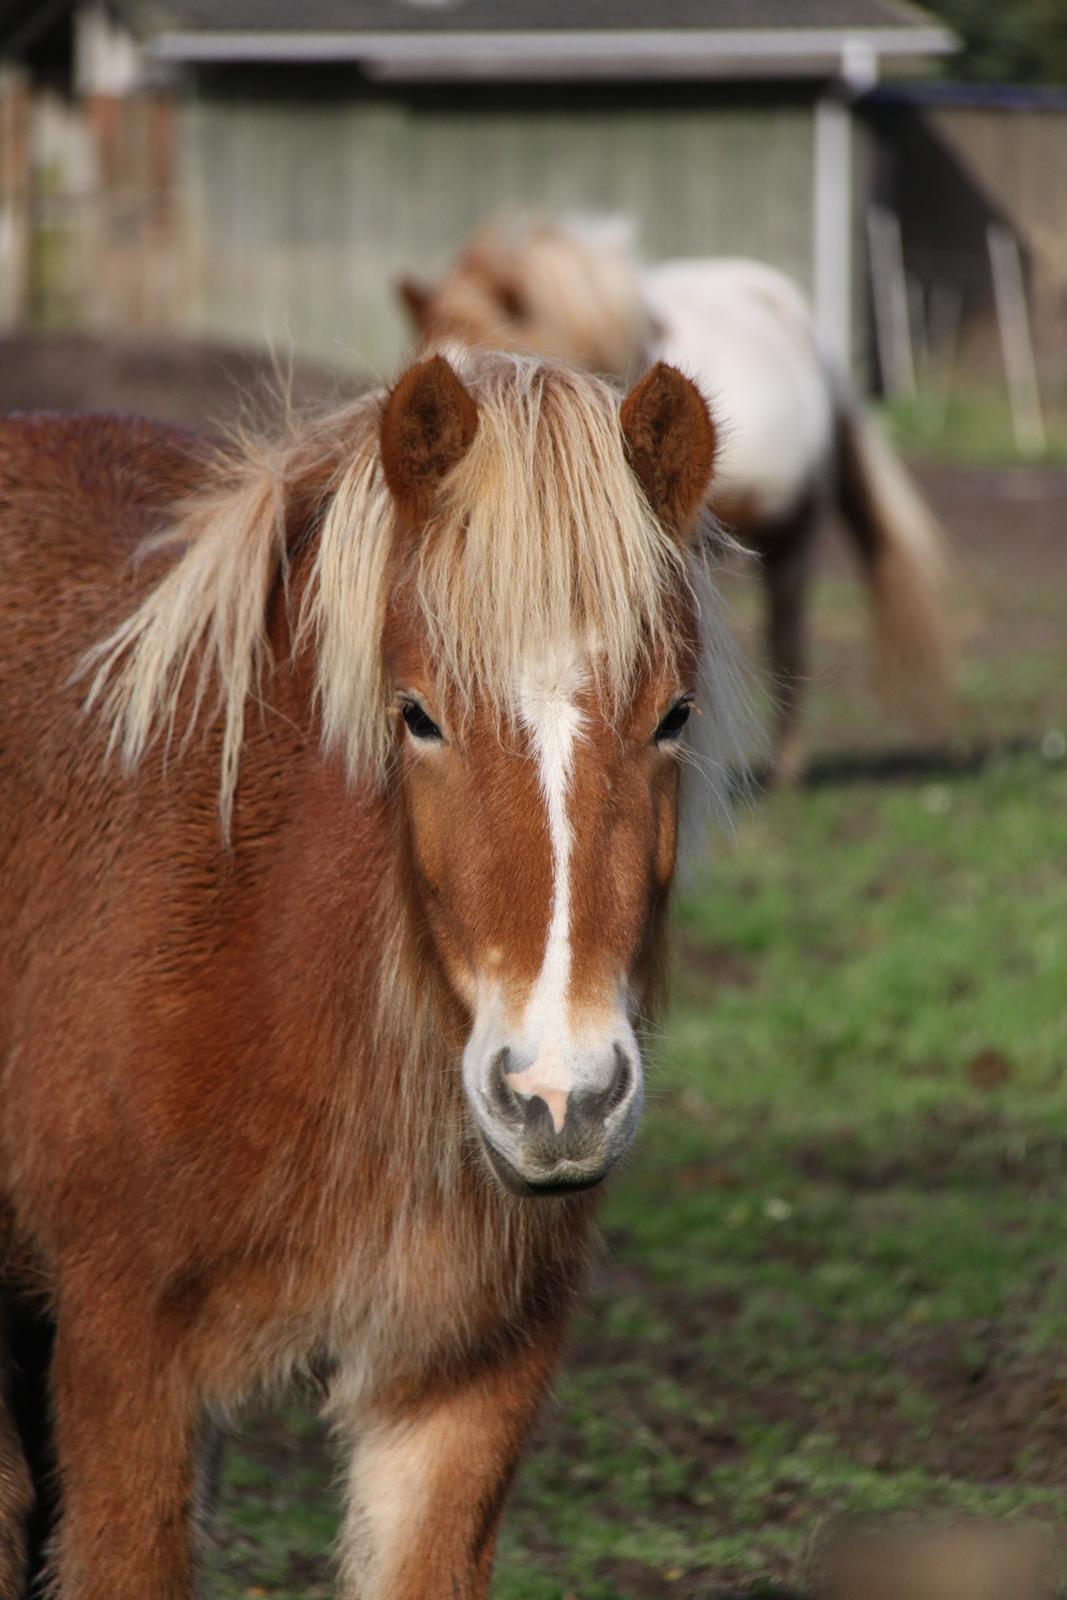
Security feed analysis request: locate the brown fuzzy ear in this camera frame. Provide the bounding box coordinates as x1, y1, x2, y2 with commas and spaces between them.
620, 362, 716, 537
395, 275, 434, 330
380, 355, 479, 517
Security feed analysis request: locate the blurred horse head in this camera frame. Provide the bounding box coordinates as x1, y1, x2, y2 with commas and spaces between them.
399, 214, 955, 783
398, 214, 653, 377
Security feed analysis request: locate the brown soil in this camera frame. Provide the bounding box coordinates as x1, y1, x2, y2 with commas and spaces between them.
813, 457, 1067, 759
0, 332, 364, 434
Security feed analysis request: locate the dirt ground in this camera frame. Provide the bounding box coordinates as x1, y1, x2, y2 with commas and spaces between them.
0, 332, 363, 434
885, 458, 1064, 650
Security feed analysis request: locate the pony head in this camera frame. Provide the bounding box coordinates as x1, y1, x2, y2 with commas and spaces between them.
86, 350, 746, 1197
397, 216, 651, 379
376, 354, 721, 1193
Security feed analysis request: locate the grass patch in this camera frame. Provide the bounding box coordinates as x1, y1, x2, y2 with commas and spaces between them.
878, 388, 1067, 466
488, 742, 1067, 1598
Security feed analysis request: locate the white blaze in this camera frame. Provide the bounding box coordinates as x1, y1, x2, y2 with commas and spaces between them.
504, 654, 584, 1133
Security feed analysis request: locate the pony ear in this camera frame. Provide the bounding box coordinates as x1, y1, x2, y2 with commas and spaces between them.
620, 362, 716, 537
395, 275, 434, 330
380, 355, 479, 516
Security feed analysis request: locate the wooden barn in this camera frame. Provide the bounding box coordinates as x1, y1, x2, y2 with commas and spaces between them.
866, 80, 1067, 413
1, 0, 955, 377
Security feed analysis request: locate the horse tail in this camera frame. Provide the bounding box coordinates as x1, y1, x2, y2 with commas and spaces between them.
832, 385, 954, 726
1, 1290, 55, 1596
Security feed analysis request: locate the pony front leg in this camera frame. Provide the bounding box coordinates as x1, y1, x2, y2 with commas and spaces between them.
49, 1312, 201, 1600
335, 1339, 561, 1600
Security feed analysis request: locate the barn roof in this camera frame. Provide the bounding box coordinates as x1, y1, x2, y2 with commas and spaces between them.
149, 0, 957, 82
155, 0, 945, 31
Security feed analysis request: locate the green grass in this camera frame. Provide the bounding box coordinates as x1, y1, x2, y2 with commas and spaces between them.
879, 387, 1067, 466
488, 748, 1067, 1598
209, 500, 1067, 1598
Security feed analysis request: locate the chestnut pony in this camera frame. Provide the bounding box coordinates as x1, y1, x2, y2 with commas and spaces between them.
399, 217, 954, 780
0, 349, 746, 1598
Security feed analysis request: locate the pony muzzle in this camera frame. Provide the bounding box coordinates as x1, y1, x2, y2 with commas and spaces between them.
474, 1041, 643, 1195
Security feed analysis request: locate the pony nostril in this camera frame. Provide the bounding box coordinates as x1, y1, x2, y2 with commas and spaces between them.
605, 1046, 633, 1115
489, 1048, 524, 1126
521, 1094, 555, 1135
571, 1047, 635, 1128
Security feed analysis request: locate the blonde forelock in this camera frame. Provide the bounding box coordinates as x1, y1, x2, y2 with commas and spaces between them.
82, 349, 749, 834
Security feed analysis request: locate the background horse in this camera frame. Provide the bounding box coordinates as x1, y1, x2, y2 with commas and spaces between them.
0, 349, 746, 1598
399, 217, 954, 780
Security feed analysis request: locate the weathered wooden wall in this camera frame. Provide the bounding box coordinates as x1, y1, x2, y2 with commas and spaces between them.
934, 104, 1065, 314
179, 80, 817, 372
4, 74, 829, 377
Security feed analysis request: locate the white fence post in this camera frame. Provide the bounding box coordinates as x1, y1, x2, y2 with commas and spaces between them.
867, 204, 916, 398
987, 222, 1046, 455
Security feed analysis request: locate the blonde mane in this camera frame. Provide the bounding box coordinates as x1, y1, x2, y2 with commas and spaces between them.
83, 348, 749, 834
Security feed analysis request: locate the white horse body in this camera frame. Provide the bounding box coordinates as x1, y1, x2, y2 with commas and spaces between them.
640, 259, 836, 523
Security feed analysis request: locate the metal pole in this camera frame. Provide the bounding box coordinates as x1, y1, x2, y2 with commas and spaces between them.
813, 91, 853, 371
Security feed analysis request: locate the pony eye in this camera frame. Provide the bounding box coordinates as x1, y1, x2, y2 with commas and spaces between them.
400, 700, 443, 741
654, 698, 693, 743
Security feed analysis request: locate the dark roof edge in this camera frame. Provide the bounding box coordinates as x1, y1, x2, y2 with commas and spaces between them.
866, 79, 1067, 111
